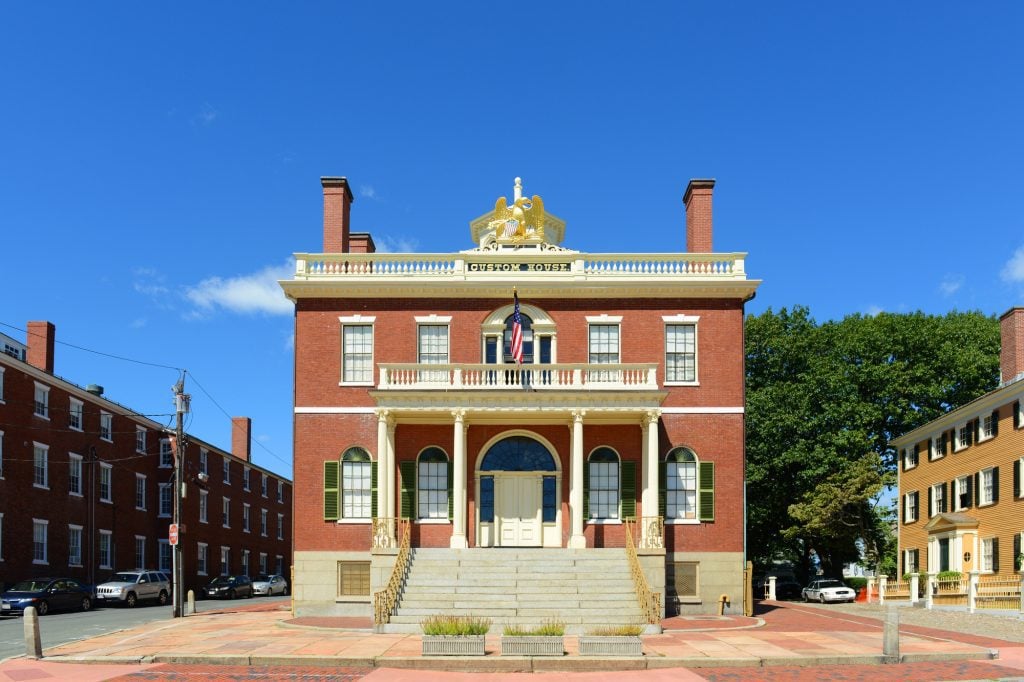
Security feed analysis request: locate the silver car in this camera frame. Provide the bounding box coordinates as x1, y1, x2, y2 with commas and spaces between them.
96, 571, 170, 607
251, 574, 288, 596
801, 579, 856, 603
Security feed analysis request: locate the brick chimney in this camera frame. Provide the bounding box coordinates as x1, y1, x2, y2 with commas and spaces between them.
231, 416, 251, 462
322, 177, 354, 253
1000, 307, 1024, 384
348, 232, 376, 254
27, 321, 55, 373
683, 179, 715, 253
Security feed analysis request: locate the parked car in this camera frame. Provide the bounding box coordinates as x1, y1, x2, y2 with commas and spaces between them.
203, 575, 253, 600
775, 579, 804, 600
802, 578, 856, 603
251, 574, 288, 597
1, 577, 94, 616
95, 570, 170, 608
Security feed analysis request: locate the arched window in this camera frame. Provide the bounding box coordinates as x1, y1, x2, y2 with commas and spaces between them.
503, 312, 533, 364
586, 448, 620, 520
665, 448, 697, 520
341, 447, 372, 519
417, 447, 449, 520
480, 436, 556, 471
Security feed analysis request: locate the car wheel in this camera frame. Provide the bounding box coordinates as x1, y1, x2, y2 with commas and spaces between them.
819, 594, 826, 604
802, 593, 808, 602
126, 592, 138, 608
246, 590, 252, 599
227, 589, 236, 600
157, 590, 168, 606
283, 587, 289, 596
36, 601, 49, 616
81, 596, 92, 612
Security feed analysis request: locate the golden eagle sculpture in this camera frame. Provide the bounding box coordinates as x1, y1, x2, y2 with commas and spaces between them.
492, 194, 546, 242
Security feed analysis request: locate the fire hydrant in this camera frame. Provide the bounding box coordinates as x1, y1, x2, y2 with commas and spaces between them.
718, 593, 731, 615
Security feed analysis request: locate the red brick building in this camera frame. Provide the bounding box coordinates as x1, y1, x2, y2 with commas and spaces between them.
0, 324, 292, 596
281, 177, 760, 618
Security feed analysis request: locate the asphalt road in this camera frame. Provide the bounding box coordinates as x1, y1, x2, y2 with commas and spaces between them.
0, 594, 291, 661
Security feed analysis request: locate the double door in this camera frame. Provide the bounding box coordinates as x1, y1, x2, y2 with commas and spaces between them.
496, 475, 542, 547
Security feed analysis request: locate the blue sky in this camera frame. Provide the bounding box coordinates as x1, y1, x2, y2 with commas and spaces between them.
3, 3, 1024, 481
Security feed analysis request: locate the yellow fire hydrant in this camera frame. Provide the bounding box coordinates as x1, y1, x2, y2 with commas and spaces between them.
718, 593, 730, 615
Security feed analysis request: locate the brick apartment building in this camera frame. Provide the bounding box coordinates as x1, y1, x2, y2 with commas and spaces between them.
0, 323, 293, 595
894, 307, 1024, 577
280, 176, 760, 621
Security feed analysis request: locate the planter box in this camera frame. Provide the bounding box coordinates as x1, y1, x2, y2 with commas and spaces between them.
578, 635, 643, 657
501, 635, 564, 656
421, 635, 486, 656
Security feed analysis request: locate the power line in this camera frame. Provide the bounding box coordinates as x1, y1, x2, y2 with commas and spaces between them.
0, 321, 184, 372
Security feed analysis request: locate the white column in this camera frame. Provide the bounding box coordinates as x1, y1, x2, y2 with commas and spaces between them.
569, 410, 586, 548
641, 411, 660, 521
450, 409, 468, 549
376, 410, 389, 521
386, 419, 396, 528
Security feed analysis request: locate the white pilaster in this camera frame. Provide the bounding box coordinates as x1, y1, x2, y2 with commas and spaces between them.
376, 410, 390, 521
569, 410, 587, 548
450, 410, 468, 548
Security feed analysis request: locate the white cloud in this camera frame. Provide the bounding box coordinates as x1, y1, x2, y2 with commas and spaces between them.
193, 103, 218, 126
939, 274, 964, 296
374, 235, 419, 253
865, 305, 884, 317
185, 260, 294, 316
359, 184, 377, 199
1001, 246, 1024, 283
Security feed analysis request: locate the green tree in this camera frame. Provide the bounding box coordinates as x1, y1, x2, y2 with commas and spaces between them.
745, 307, 999, 575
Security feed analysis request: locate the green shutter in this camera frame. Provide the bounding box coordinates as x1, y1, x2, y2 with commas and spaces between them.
992, 537, 1000, 573
620, 461, 636, 519
324, 461, 339, 521
447, 461, 454, 521
658, 462, 667, 518
582, 460, 590, 520
370, 461, 378, 519
698, 461, 715, 521
400, 461, 416, 520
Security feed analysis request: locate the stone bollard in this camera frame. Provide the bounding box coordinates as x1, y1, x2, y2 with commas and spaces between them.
24, 606, 42, 659
909, 573, 919, 605
767, 576, 777, 601
186, 590, 196, 616
882, 603, 899, 662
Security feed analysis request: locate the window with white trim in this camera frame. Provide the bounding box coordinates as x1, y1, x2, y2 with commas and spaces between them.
1018, 402, 1024, 429
929, 482, 946, 517
159, 483, 172, 517
955, 422, 972, 451
99, 463, 112, 502
136, 427, 147, 453
34, 383, 49, 418
68, 525, 82, 566
902, 446, 918, 470
588, 320, 620, 365
199, 490, 208, 523
980, 413, 996, 441
261, 508, 268, 536
241, 550, 250, 577
222, 497, 231, 528
417, 321, 450, 382
99, 530, 112, 569
277, 513, 284, 540
340, 317, 375, 384
69, 398, 83, 431
980, 537, 995, 572
158, 539, 171, 572
160, 439, 173, 468
0, 512, 4, 561
0, 366, 4, 402
342, 448, 371, 519
903, 548, 919, 574
903, 491, 919, 523
954, 476, 971, 511
930, 434, 947, 460
666, 448, 698, 520
100, 412, 112, 441
587, 447, 620, 520
68, 452, 82, 496
199, 449, 208, 475
277, 480, 284, 503
33, 519, 48, 564
223, 457, 231, 484
261, 474, 268, 498
33, 443, 49, 489
276, 555, 284, 575
243, 503, 251, 532
417, 447, 449, 520
134, 536, 146, 570
197, 543, 208, 575
220, 546, 230, 575
664, 316, 699, 384
135, 474, 147, 510
0, 430, 4, 478
260, 552, 268, 575
979, 467, 997, 506
243, 467, 251, 491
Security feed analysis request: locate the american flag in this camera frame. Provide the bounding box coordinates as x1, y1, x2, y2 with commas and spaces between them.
511, 291, 523, 364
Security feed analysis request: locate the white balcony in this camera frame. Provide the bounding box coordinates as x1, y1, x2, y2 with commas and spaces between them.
377, 363, 659, 391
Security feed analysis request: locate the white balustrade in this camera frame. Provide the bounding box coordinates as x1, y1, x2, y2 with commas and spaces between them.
378, 363, 659, 391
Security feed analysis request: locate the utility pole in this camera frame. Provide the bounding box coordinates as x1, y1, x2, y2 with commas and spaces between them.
172, 375, 190, 618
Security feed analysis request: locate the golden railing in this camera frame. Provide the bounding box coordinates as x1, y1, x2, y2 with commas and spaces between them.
975, 575, 1022, 610
883, 579, 911, 601
624, 517, 662, 624
932, 575, 968, 607
372, 518, 411, 626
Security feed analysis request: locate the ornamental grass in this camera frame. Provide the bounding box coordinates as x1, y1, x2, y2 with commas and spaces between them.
420, 615, 492, 636
503, 618, 565, 637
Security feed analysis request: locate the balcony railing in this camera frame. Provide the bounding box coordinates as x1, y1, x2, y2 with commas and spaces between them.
377, 363, 659, 391
294, 252, 747, 279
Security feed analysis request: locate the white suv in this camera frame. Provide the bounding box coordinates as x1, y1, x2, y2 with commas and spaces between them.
96, 571, 170, 607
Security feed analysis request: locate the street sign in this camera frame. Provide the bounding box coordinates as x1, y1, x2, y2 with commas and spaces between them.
169, 523, 179, 546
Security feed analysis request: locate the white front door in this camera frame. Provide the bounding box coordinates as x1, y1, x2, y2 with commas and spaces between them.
496, 475, 542, 547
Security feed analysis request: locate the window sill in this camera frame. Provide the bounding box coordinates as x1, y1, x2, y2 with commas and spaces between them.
136, 507, 147, 512
978, 501, 996, 508
335, 518, 371, 524
69, 492, 83, 498
338, 382, 375, 387
665, 518, 700, 525
34, 484, 50, 491
32, 560, 49, 566
664, 381, 700, 387
416, 519, 451, 525
586, 519, 622, 525
101, 437, 112, 443
34, 414, 50, 421
69, 426, 82, 432
100, 499, 113, 505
